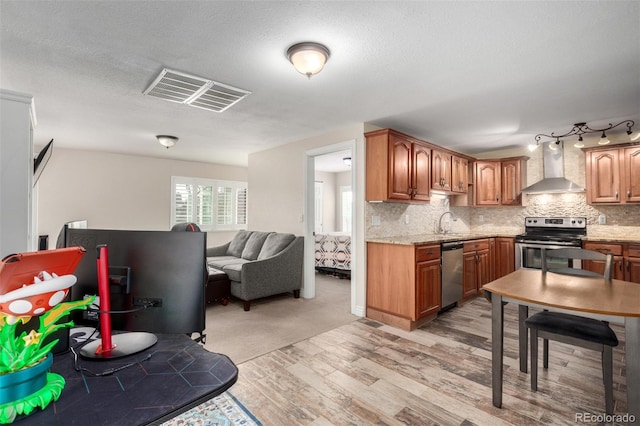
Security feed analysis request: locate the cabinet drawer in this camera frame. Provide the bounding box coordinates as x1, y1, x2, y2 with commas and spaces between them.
463, 239, 489, 252
583, 242, 623, 256
627, 244, 640, 258
416, 245, 440, 262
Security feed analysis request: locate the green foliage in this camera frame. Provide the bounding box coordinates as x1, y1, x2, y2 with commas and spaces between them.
0, 297, 95, 374
0, 373, 65, 424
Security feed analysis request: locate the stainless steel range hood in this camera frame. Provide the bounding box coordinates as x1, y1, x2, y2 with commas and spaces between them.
521, 141, 584, 194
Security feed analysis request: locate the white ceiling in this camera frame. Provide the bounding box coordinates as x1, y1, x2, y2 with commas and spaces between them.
2, 1, 639, 169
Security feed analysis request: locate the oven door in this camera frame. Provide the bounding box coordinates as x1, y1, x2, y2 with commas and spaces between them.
515, 242, 582, 270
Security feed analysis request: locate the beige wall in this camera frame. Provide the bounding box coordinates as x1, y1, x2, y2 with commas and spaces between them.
248, 124, 367, 316
248, 124, 365, 233
315, 171, 337, 232
36, 148, 247, 248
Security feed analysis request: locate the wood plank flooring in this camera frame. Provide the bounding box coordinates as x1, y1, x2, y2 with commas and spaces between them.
230, 298, 628, 425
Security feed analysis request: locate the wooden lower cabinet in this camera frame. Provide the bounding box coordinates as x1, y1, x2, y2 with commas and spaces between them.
463, 239, 491, 297
416, 258, 441, 318
582, 241, 640, 283
494, 237, 515, 279
366, 242, 441, 330
624, 244, 640, 284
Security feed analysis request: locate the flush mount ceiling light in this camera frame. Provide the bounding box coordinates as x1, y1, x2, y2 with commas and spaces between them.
343, 157, 352, 167
286, 42, 330, 79
534, 120, 636, 149
157, 135, 178, 149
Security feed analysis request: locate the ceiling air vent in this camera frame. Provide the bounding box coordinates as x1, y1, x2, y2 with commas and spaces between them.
143, 68, 250, 113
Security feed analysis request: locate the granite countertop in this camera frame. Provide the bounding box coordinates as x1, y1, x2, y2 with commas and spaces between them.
366, 232, 517, 245
367, 231, 640, 245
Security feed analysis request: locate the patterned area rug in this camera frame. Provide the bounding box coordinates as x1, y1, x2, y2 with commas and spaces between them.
162, 392, 262, 426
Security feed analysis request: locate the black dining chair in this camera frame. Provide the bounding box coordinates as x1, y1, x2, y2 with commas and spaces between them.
524, 247, 617, 414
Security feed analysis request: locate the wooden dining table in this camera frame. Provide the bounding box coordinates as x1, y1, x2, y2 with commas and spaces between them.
482, 269, 640, 423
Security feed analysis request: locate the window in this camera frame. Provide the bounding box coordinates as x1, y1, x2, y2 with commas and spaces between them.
171, 176, 247, 231
340, 186, 352, 233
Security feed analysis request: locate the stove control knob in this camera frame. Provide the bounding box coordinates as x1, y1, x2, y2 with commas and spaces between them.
571, 220, 576, 224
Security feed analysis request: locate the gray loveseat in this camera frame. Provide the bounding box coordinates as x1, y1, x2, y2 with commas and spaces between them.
206, 231, 304, 311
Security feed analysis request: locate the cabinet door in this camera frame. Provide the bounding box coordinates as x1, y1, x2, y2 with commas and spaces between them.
588, 149, 621, 203
416, 259, 441, 318
475, 161, 501, 205
494, 237, 515, 279
463, 252, 478, 297
476, 249, 491, 291
413, 144, 431, 201
388, 135, 413, 200
501, 159, 522, 205
452, 155, 468, 193
623, 147, 640, 203
626, 257, 640, 284
432, 149, 452, 191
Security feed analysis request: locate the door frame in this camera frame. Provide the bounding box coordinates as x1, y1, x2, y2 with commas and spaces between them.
303, 140, 357, 314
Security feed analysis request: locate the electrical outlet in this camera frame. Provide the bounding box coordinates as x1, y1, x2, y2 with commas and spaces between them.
403, 214, 409, 224
133, 298, 163, 307
598, 214, 606, 225
478, 215, 484, 222
371, 215, 381, 226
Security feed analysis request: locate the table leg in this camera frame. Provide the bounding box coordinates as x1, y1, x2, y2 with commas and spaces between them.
491, 293, 504, 408
519, 305, 528, 373
627, 317, 639, 424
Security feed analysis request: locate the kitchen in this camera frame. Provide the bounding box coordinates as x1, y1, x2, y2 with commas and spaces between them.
364, 127, 640, 331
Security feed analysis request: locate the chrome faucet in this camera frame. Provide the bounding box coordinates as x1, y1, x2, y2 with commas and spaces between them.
438, 211, 456, 234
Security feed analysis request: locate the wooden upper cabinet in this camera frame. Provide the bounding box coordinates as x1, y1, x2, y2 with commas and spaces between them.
501, 158, 523, 205
366, 128, 474, 202
624, 146, 640, 203
475, 161, 501, 205
366, 129, 429, 202
432, 149, 452, 191
451, 155, 468, 193
587, 149, 621, 203
474, 157, 527, 206
584, 143, 639, 204
412, 143, 432, 201
389, 135, 413, 200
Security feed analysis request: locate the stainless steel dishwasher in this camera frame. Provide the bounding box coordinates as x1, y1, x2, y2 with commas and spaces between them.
441, 241, 463, 311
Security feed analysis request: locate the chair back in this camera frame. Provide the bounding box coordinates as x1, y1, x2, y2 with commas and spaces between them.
171, 222, 201, 232
541, 247, 613, 279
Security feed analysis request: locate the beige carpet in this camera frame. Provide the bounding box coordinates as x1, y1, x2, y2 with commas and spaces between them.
203, 273, 356, 364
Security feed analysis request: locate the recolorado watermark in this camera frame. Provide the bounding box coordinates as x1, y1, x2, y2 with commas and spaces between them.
575, 412, 635, 423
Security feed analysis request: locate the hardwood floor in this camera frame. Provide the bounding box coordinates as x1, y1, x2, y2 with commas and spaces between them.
230, 297, 628, 425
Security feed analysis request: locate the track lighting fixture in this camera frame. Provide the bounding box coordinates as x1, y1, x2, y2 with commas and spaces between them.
534, 120, 635, 148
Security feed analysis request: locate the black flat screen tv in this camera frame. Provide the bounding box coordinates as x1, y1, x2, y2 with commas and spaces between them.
59, 228, 207, 336
33, 138, 53, 185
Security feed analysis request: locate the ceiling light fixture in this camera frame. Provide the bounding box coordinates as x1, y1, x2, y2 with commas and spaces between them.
343, 157, 352, 167
286, 42, 330, 79
156, 135, 178, 149
534, 120, 635, 148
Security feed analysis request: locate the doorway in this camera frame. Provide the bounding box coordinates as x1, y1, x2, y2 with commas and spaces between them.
304, 141, 357, 315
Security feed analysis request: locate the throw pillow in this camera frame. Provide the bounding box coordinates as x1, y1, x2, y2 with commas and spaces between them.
227, 230, 252, 257
258, 233, 296, 260
241, 232, 271, 260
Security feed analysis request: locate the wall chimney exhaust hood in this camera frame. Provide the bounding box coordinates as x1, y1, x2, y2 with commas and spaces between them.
520, 141, 584, 194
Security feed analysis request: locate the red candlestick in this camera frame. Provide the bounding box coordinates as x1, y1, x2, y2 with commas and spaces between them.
96, 244, 115, 354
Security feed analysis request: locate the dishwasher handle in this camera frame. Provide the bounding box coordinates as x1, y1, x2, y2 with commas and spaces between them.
441, 241, 463, 251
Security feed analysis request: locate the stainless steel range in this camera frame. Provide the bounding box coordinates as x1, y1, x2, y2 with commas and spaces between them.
515, 216, 587, 270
